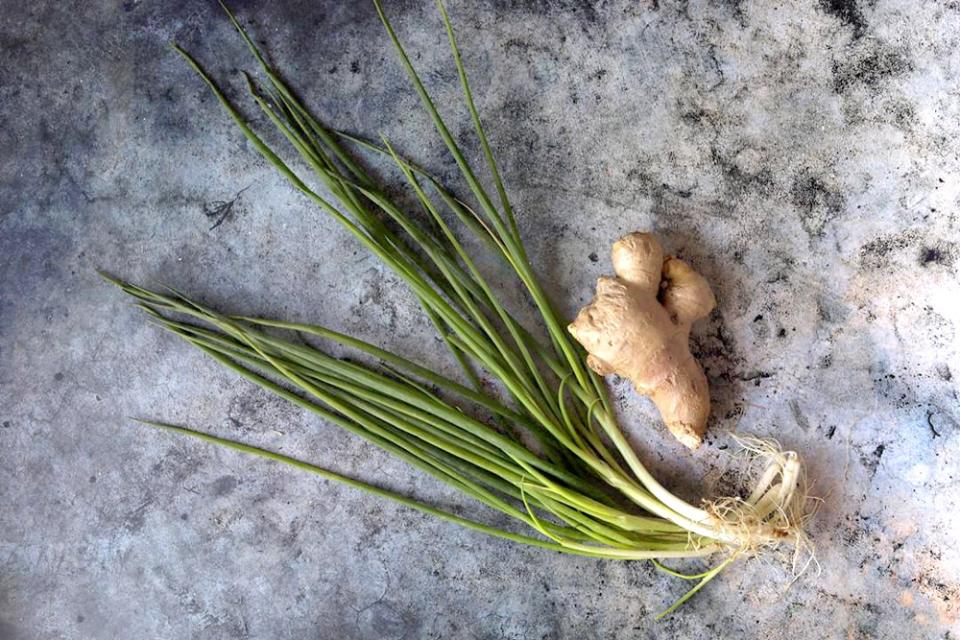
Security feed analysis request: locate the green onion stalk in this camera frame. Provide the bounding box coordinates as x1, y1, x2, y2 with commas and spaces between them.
106, 1, 814, 616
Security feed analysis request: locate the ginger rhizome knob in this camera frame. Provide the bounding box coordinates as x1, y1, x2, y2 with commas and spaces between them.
568, 232, 716, 449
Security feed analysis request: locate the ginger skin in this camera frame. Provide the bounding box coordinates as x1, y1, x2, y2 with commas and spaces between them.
568, 232, 716, 449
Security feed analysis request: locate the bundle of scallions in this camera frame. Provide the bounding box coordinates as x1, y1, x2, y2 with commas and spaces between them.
106, 1, 814, 617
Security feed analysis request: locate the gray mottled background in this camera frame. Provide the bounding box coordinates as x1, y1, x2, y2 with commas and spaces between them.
2, 0, 959, 638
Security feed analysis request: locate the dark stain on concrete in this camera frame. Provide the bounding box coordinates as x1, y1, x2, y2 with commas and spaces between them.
919, 243, 956, 268
832, 47, 912, 94
790, 172, 845, 237
212, 475, 239, 497
819, 0, 867, 39
790, 399, 812, 432
920, 246, 945, 265
123, 498, 154, 533
861, 443, 886, 478
859, 231, 918, 269
817, 294, 850, 325
492, 0, 600, 24
710, 146, 775, 200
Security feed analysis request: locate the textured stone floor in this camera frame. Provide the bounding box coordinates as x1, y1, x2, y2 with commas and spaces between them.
2, 1, 959, 638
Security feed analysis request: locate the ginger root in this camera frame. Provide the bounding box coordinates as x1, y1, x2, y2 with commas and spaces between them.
568, 232, 716, 449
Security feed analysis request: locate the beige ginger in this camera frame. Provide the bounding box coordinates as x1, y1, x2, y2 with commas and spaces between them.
568, 232, 716, 449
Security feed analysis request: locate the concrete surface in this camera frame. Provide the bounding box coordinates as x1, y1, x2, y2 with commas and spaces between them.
2, 0, 959, 638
